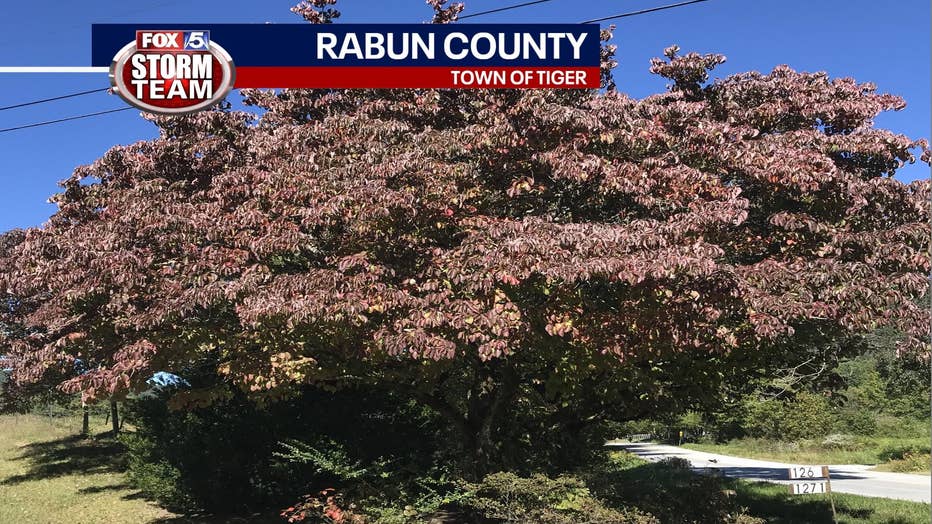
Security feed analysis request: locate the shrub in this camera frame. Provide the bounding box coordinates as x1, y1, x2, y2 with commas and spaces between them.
274, 439, 371, 484
122, 382, 451, 514
886, 396, 928, 419
678, 411, 703, 429
740, 399, 785, 439
461, 472, 658, 524
741, 393, 833, 440
820, 434, 857, 450
121, 390, 288, 513
779, 392, 833, 440
881, 452, 930, 473
879, 442, 932, 462
281, 488, 367, 524
834, 410, 877, 436
121, 434, 194, 511
587, 452, 762, 524
658, 456, 693, 471
873, 415, 929, 438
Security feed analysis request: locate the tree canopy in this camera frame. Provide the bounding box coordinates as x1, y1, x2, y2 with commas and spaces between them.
1, 0, 928, 474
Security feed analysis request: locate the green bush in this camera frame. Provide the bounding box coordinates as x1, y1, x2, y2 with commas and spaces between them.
740, 399, 785, 439
838, 358, 888, 412
658, 456, 693, 470
879, 442, 932, 462
273, 438, 371, 484
779, 392, 833, 440
121, 433, 194, 511
886, 396, 928, 419
122, 382, 450, 515
461, 472, 658, 524
880, 452, 930, 473
122, 390, 291, 513
740, 393, 833, 440
873, 415, 928, 438
834, 409, 877, 436
587, 452, 763, 524
678, 411, 703, 428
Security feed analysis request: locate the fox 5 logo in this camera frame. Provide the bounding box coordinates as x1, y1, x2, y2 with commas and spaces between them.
137, 30, 210, 51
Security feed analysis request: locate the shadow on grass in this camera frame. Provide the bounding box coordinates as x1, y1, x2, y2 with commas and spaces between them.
78, 482, 133, 494
147, 513, 283, 523
730, 481, 843, 524
1, 433, 127, 485
736, 485, 925, 524
587, 457, 756, 523
0, 428, 287, 523
148, 512, 457, 524
589, 453, 921, 524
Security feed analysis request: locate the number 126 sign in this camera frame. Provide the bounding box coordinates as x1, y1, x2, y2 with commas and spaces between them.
787, 465, 831, 496
789, 466, 829, 479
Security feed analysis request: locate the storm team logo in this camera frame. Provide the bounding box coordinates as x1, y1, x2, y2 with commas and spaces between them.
110, 30, 235, 115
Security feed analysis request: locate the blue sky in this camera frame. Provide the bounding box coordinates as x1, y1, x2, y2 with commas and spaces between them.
0, 0, 928, 231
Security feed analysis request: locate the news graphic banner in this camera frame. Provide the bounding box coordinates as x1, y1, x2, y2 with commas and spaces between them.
92, 24, 601, 115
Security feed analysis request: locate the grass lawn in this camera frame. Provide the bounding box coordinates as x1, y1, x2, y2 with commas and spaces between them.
2, 411, 928, 523
604, 451, 932, 524
735, 479, 931, 524
683, 436, 930, 472
0, 413, 176, 524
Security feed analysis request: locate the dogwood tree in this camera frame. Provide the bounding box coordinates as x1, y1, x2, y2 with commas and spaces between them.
2, 0, 928, 474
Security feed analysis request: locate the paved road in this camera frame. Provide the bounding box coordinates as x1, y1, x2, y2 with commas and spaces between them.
606, 441, 931, 504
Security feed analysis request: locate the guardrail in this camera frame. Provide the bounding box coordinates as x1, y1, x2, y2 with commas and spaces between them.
620, 426, 709, 444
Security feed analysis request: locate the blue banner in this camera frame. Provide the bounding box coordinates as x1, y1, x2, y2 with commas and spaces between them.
92, 24, 601, 68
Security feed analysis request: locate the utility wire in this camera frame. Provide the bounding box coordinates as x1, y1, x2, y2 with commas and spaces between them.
0, 0, 185, 49
0, 0, 716, 133
0, 0, 180, 115
458, 0, 556, 20
580, 0, 711, 24
0, 107, 134, 134
460, 0, 712, 23
0, 87, 110, 112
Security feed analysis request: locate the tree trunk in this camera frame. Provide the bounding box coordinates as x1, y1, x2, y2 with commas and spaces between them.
464, 364, 520, 479
413, 361, 520, 481
81, 402, 90, 437
109, 400, 119, 435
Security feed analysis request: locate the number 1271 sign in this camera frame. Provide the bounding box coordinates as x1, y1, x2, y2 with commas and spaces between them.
787, 465, 831, 496
791, 481, 829, 495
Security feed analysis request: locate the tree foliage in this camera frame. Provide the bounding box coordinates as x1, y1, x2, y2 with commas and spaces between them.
1, 1, 928, 475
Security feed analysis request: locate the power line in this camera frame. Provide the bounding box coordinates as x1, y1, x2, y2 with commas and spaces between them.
0, 87, 110, 112
580, 0, 711, 24
0, 107, 134, 134
459, 0, 712, 23
0, 0, 716, 133
458, 0, 555, 20
0, 0, 185, 49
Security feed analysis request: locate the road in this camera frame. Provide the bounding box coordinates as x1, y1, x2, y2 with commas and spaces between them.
606, 441, 931, 504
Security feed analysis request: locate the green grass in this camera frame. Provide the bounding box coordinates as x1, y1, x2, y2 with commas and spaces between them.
0, 413, 176, 524
683, 436, 931, 472
2, 411, 927, 523
603, 451, 932, 524
874, 453, 932, 474
736, 480, 931, 524
0, 413, 322, 524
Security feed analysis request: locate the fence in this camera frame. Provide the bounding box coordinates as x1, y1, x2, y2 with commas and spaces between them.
625, 425, 708, 444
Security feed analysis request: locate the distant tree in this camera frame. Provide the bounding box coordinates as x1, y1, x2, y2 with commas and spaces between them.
0, 229, 26, 341
859, 326, 931, 418
0, 229, 29, 410
1, 1, 928, 476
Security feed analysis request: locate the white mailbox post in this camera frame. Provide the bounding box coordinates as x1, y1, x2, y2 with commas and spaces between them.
787, 465, 836, 523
